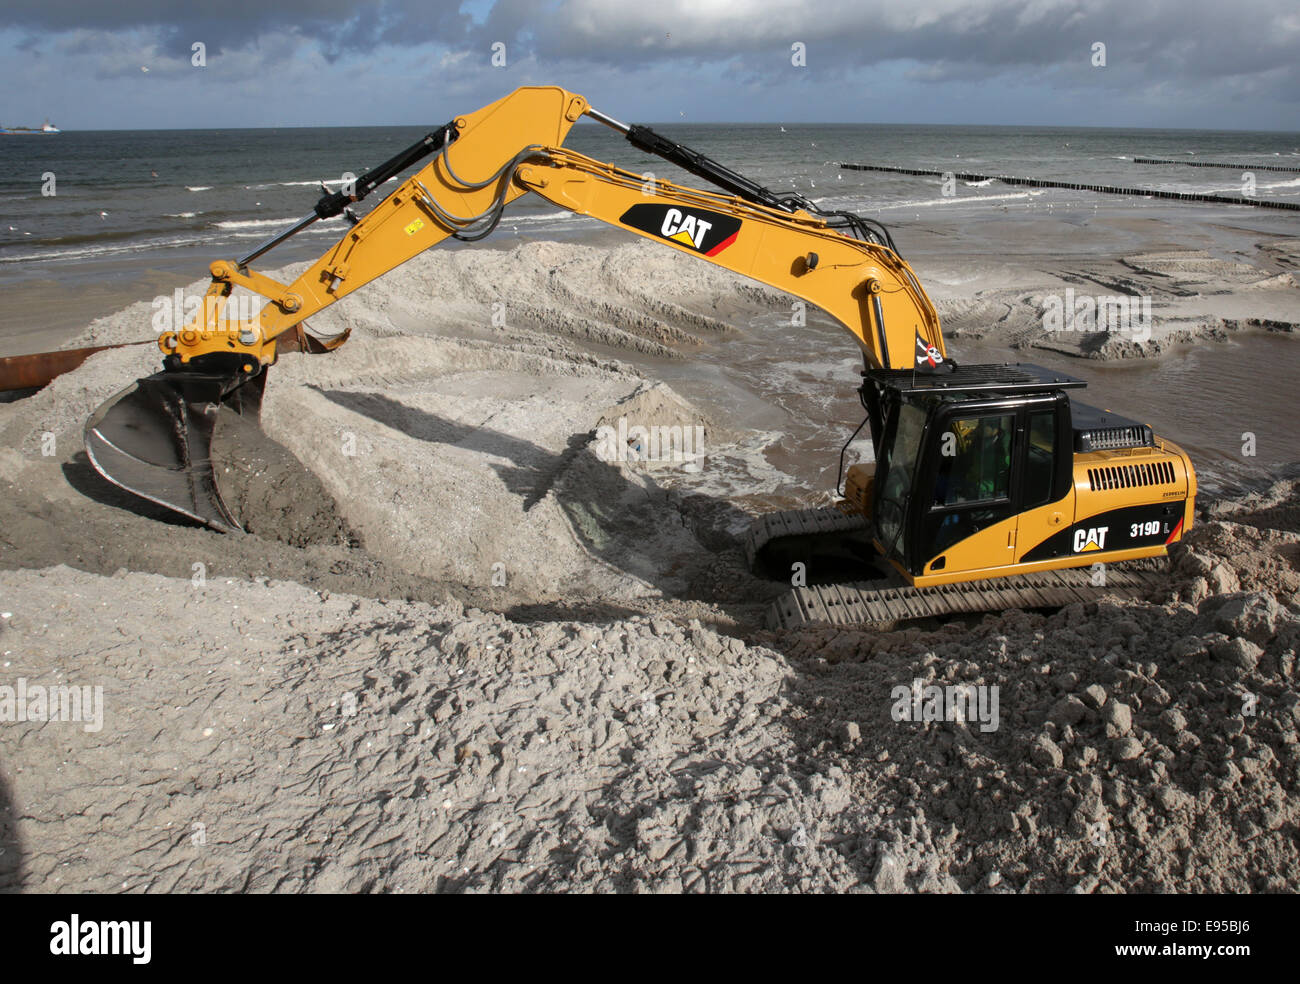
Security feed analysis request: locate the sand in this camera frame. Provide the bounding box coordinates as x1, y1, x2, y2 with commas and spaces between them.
927, 246, 1299, 360
1, 500, 1296, 893
1, 237, 1298, 892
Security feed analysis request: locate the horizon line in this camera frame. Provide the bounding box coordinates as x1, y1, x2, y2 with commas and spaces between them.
14, 120, 1300, 136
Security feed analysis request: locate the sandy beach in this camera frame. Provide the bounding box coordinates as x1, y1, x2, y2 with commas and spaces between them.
1, 216, 1299, 891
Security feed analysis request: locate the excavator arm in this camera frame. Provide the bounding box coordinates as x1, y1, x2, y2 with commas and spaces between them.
85, 85, 945, 532
154, 86, 594, 371
160, 85, 941, 374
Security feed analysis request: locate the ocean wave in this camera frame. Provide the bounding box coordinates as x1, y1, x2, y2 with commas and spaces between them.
166, 211, 199, 218
871, 190, 1047, 210
214, 217, 301, 230
261, 176, 400, 189
243, 180, 331, 189
186, 186, 212, 192
228, 225, 344, 239
1171, 177, 1300, 196
0, 234, 203, 264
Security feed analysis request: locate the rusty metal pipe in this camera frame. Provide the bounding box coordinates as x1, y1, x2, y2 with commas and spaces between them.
0, 342, 154, 393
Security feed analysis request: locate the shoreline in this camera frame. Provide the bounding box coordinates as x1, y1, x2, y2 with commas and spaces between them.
4, 194, 1298, 356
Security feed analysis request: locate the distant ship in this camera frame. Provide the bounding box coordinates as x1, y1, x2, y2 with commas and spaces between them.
0, 120, 61, 135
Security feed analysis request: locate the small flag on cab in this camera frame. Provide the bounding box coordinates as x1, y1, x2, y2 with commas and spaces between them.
914, 331, 950, 376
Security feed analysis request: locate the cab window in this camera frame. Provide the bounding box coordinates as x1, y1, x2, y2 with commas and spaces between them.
1023, 410, 1056, 508
933, 413, 1014, 506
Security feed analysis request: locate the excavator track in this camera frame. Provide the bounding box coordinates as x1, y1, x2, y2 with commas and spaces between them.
743, 505, 871, 569
766, 563, 1168, 630
747, 506, 1170, 630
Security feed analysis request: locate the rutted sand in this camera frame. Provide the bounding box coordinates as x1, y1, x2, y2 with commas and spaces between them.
926, 246, 1300, 360
1, 490, 1297, 893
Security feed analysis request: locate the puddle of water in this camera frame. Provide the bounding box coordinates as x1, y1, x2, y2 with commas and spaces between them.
955, 332, 1300, 497
653, 313, 1300, 505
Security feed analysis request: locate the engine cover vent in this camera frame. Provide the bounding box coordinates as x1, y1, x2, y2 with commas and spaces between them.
1087, 459, 1177, 492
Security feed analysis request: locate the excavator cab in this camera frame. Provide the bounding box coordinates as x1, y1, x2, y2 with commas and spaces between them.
856, 361, 1193, 590
862, 364, 1074, 581
870, 377, 1072, 581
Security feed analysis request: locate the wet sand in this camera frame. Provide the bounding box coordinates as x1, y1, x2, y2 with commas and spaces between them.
0, 270, 196, 358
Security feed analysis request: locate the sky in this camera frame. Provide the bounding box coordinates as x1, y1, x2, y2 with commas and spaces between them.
1, 0, 1298, 131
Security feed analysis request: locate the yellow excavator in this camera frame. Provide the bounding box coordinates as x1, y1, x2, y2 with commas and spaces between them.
77, 85, 1195, 627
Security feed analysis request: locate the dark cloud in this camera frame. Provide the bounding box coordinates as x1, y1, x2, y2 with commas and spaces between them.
1, 1, 1297, 124
0, 1, 473, 59
472, 1, 1299, 88
3, 0, 1295, 86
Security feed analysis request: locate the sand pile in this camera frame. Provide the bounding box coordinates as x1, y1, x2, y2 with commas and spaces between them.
2, 476, 1297, 893
1121, 250, 1281, 292
764, 502, 1300, 893
67, 242, 784, 359
349, 240, 766, 358
926, 247, 1300, 361
0, 566, 803, 892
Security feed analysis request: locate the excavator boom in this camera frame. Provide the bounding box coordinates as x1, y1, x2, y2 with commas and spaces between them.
141, 86, 941, 374
85, 85, 941, 533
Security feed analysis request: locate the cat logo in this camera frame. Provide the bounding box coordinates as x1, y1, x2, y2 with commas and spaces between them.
661, 208, 712, 248
1073, 526, 1109, 552
618, 203, 742, 257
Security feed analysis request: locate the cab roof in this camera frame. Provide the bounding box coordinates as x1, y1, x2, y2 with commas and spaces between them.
866, 362, 1087, 395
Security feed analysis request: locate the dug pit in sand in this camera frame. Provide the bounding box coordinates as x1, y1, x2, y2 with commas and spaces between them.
209, 403, 357, 549
257, 335, 738, 603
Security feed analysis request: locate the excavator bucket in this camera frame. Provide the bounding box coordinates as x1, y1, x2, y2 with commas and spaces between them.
84, 366, 266, 532
81, 324, 345, 531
